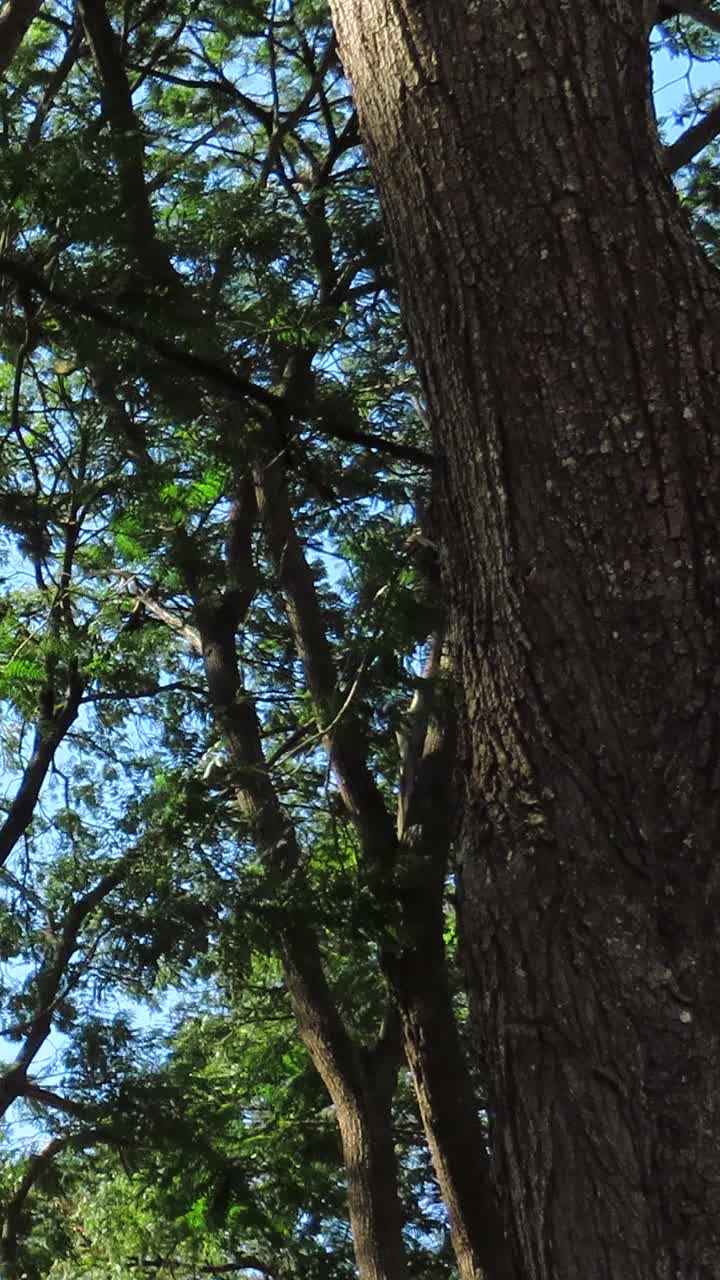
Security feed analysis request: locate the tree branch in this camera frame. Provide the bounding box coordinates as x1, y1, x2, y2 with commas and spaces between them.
173, 517, 376, 1112
0, 253, 277, 408
76, 0, 174, 280
81, 679, 199, 704
130, 64, 272, 130
0, 666, 85, 868
124, 579, 202, 654
258, 34, 341, 188
26, 23, 83, 147
657, 2, 720, 38
0, 848, 140, 1117
253, 437, 398, 865
395, 631, 445, 841
0, 0, 42, 78
664, 97, 720, 171
0, 257, 430, 465
0, 1127, 124, 1265
305, 413, 431, 465
22, 1082, 106, 1122
128, 1260, 275, 1278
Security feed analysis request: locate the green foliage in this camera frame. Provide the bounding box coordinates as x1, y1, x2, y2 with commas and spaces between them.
1, 3, 715, 1276
0, 1, 448, 1274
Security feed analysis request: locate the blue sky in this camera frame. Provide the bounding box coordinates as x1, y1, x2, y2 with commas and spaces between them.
652, 30, 719, 139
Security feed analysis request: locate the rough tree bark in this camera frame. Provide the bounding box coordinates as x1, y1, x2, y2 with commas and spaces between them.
329, 2, 720, 1277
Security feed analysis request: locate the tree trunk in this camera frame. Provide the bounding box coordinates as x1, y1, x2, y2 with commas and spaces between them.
256, 437, 514, 1280
387, 681, 516, 1280
189, 543, 409, 1280
388, 944, 513, 1280
283, 944, 409, 1280
329, 2, 720, 1276
334, 1091, 407, 1280
0, 0, 42, 79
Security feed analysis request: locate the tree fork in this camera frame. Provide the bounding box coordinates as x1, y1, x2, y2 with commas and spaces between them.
330, 1, 720, 1276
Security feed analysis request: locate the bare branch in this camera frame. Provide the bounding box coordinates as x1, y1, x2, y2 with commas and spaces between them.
127, 582, 202, 655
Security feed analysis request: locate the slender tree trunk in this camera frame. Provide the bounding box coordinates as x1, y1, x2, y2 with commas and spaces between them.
334, 1091, 407, 1280
283, 944, 408, 1280
387, 686, 516, 1280
188, 534, 409, 1280
388, 945, 513, 1280
330, 2, 720, 1276
256, 440, 515, 1280
63, 13, 512, 1258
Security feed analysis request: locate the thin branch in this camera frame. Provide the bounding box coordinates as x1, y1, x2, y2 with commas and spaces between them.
26, 24, 83, 147
22, 1082, 105, 1122
124, 579, 202, 654
0, 847, 140, 1117
267, 648, 373, 771
0, 256, 431, 465
395, 630, 445, 841
130, 64, 273, 130
268, 0, 281, 128
81, 679, 200, 704
257, 34, 339, 188
293, 16, 339, 146
127, 6, 196, 99
128, 1260, 274, 1278
146, 118, 234, 195
254, 441, 398, 861
0, 254, 277, 411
